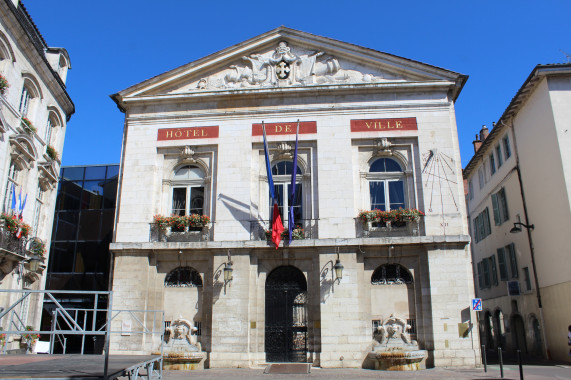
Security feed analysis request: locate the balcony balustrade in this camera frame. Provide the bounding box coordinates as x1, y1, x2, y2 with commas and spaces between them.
249, 219, 318, 241
149, 224, 211, 243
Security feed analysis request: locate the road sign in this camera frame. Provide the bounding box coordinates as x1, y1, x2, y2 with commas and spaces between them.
472, 298, 482, 311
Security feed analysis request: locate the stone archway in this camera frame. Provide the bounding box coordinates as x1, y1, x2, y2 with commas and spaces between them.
511, 314, 527, 353
265, 266, 307, 362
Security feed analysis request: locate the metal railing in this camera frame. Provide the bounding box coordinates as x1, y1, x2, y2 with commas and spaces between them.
149, 223, 211, 243
249, 218, 319, 241
0, 290, 164, 380
357, 219, 423, 238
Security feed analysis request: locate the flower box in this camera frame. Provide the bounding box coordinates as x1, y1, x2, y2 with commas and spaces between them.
359, 209, 423, 237
265, 226, 306, 241
153, 214, 211, 242
21, 117, 37, 134
0, 74, 9, 96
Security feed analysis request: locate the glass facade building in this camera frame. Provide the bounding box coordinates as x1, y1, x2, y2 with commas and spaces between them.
42, 164, 119, 353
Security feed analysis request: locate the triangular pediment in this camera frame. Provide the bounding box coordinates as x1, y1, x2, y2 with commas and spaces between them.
114, 27, 466, 102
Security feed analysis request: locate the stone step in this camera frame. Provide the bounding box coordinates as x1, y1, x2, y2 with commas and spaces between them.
263, 363, 311, 374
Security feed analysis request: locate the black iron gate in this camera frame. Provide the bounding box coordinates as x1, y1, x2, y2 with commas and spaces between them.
265, 266, 307, 362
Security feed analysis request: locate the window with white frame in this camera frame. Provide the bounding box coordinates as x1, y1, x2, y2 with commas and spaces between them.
492, 187, 509, 225
271, 161, 302, 225
19, 85, 31, 116
368, 157, 406, 211
171, 165, 205, 216
3, 161, 20, 213
32, 185, 44, 235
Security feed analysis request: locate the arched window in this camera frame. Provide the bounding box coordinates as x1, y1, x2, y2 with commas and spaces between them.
172, 165, 205, 216
2, 160, 20, 213
371, 263, 413, 284
18, 77, 41, 119
271, 161, 303, 224
368, 157, 405, 211
45, 110, 61, 145
164, 266, 203, 287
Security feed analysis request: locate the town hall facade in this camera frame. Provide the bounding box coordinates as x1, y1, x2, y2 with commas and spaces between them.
109, 27, 479, 369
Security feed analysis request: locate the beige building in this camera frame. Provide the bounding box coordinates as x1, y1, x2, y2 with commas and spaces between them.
109, 27, 480, 368
464, 64, 571, 362
0, 0, 74, 349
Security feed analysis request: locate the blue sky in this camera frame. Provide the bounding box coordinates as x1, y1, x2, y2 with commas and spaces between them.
24, 0, 571, 168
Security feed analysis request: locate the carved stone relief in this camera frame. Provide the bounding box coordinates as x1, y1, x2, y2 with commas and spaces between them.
192, 42, 406, 91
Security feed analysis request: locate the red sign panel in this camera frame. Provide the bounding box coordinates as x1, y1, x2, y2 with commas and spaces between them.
350, 118, 417, 132
157, 126, 219, 141
252, 121, 317, 136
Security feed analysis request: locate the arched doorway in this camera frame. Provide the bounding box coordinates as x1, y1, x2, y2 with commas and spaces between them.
511, 314, 527, 353
265, 266, 307, 362
484, 311, 494, 348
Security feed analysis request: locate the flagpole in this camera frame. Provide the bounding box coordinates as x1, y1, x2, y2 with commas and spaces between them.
288, 120, 300, 244
262, 122, 284, 248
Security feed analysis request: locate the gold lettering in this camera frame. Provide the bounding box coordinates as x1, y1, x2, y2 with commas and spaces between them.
193, 130, 200, 137
387, 121, 395, 129
396, 120, 403, 129
166, 130, 173, 139
174, 130, 182, 138
365, 122, 372, 129
186, 130, 191, 137
285, 125, 292, 132
202, 129, 208, 136
275, 125, 282, 133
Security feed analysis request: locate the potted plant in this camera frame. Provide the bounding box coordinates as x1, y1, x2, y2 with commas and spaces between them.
21, 117, 37, 134
0, 328, 6, 348
0, 74, 9, 96
21, 326, 40, 352
265, 225, 306, 241
153, 214, 210, 241
358, 208, 424, 231
46, 145, 58, 161
1, 213, 31, 239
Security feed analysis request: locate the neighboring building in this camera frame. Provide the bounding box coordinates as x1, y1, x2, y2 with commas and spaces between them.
41, 164, 118, 353
109, 27, 479, 368
464, 64, 571, 362
0, 0, 74, 349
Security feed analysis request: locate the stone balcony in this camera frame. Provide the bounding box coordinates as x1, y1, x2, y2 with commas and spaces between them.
150, 224, 211, 243
357, 219, 423, 238
249, 219, 319, 241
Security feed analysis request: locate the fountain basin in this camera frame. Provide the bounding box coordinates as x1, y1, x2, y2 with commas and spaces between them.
367, 350, 427, 371
161, 352, 206, 370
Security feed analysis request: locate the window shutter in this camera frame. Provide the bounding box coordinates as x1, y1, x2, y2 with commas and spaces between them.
508, 243, 518, 278
490, 256, 498, 286
491, 193, 500, 225
477, 262, 484, 289
500, 188, 509, 222
497, 248, 508, 281
483, 259, 490, 288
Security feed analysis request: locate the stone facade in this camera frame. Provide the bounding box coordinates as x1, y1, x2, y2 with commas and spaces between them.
0, 0, 74, 349
464, 64, 571, 362
110, 27, 479, 368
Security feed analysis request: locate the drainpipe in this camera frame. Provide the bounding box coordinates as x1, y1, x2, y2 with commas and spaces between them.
504, 120, 550, 360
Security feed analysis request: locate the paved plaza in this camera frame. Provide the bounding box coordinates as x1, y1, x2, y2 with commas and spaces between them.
161, 364, 571, 380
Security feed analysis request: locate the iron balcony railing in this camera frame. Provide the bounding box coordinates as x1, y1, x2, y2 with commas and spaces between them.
356, 218, 424, 238
249, 218, 318, 241
149, 223, 211, 243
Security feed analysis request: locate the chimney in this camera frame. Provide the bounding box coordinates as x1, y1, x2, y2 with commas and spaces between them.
479, 125, 489, 141
473, 133, 482, 153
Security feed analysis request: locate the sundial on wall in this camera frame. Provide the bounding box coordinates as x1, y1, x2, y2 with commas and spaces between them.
421, 149, 459, 214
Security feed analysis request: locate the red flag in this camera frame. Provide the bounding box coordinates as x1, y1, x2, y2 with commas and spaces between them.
271, 203, 284, 249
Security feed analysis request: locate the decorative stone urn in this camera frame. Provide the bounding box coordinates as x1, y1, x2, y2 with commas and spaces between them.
367, 314, 427, 371
159, 318, 205, 370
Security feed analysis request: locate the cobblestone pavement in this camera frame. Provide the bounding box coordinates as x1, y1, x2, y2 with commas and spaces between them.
161, 364, 571, 380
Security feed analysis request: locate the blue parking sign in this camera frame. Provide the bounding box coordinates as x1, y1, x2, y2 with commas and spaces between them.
472, 298, 482, 311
